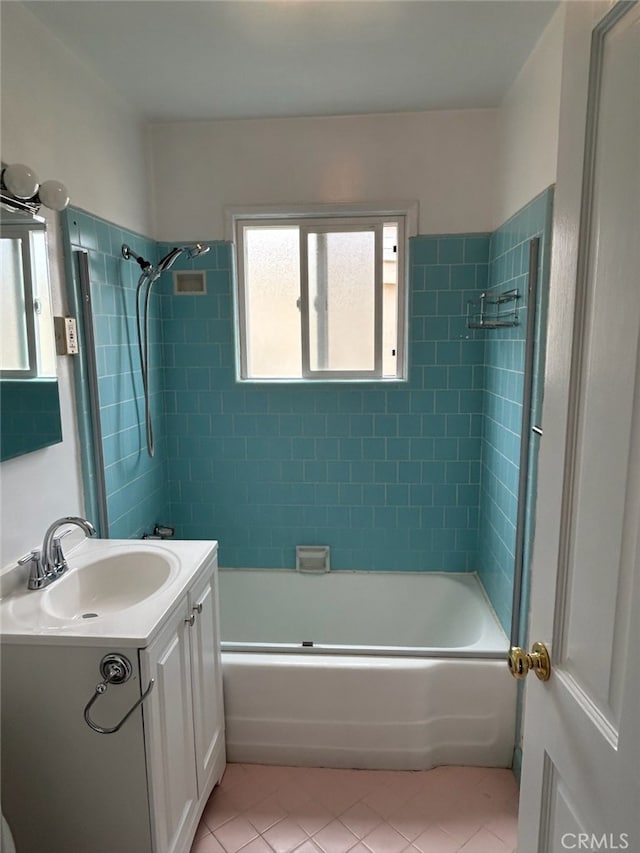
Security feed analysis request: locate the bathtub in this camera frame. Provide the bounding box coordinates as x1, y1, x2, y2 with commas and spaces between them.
219, 569, 516, 770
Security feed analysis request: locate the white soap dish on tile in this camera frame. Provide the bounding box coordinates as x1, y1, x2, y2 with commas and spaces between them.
296, 545, 330, 573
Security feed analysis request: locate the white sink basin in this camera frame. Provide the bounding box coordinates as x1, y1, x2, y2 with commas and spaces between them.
43, 551, 173, 620
0, 538, 222, 644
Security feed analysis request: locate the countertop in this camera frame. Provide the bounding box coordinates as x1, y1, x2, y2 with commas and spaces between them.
0, 538, 218, 647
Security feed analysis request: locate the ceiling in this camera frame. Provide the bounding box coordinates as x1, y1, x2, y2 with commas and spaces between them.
25, 1, 558, 123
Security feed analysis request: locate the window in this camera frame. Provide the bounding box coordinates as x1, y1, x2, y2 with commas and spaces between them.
234, 211, 408, 381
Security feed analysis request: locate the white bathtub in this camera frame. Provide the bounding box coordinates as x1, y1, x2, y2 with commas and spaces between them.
219, 569, 516, 770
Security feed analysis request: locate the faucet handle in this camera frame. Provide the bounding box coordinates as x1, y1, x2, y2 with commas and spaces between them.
18, 548, 42, 565
53, 528, 73, 543
18, 550, 51, 591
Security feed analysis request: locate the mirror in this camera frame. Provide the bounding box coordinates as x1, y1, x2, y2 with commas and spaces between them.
0, 204, 62, 461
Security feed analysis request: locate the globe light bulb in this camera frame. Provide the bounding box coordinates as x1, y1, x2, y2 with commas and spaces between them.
3, 163, 39, 200
39, 179, 70, 212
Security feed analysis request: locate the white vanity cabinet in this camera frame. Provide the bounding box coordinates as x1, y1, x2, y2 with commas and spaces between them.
142, 564, 226, 853
189, 567, 225, 791
0, 543, 225, 853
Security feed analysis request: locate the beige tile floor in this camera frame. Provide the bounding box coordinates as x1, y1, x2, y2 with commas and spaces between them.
191, 764, 518, 853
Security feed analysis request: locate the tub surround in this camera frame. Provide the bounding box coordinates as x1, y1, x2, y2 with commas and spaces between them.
63, 220, 491, 571
60, 193, 552, 627
476, 188, 555, 779
477, 187, 554, 632
161, 233, 490, 572
61, 208, 169, 540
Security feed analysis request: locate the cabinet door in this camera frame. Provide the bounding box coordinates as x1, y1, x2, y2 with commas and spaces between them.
142, 601, 198, 853
189, 566, 225, 794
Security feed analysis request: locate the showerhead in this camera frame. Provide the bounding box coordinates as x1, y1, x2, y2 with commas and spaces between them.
158, 243, 210, 273
188, 243, 210, 259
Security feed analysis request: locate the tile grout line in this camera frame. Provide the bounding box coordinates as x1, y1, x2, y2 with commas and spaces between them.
192, 764, 518, 853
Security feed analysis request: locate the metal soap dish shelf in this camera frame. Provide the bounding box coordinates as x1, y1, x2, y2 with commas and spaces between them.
467, 288, 520, 329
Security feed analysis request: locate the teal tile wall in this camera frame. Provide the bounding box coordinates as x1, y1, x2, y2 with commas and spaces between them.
160, 234, 490, 570
477, 188, 554, 633
62, 208, 170, 538
61, 197, 552, 631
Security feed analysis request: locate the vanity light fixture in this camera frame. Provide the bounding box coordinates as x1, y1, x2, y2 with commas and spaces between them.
0, 162, 70, 214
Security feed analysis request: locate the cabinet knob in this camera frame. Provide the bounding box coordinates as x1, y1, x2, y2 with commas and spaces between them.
193, 603, 203, 615
185, 613, 196, 627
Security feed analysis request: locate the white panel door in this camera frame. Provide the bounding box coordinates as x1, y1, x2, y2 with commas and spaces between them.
518, 3, 640, 852
189, 566, 225, 794
142, 602, 198, 853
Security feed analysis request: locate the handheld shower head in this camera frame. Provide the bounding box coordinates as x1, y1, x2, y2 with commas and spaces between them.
158, 243, 210, 272
122, 240, 211, 459
157, 247, 184, 272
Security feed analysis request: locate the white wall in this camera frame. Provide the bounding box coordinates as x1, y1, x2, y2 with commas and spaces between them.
0, 4, 152, 235
0, 3, 152, 567
149, 109, 499, 241
495, 5, 566, 227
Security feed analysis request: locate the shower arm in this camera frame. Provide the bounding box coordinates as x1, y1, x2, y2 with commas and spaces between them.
122, 244, 152, 271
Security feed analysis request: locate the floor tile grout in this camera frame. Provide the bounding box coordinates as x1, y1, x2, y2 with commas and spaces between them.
191, 764, 518, 853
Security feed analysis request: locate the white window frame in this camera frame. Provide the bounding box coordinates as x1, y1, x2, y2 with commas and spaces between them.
229, 202, 417, 382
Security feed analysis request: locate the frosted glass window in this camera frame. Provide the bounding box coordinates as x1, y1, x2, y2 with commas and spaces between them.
236, 214, 405, 381
244, 227, 301, 378
0, 236, 30, 371
307, 230, 376, 372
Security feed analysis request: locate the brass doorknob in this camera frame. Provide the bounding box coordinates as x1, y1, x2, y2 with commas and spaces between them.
508, 642, 551, 681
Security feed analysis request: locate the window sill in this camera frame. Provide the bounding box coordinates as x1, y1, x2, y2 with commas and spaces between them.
236, 377, 409, 386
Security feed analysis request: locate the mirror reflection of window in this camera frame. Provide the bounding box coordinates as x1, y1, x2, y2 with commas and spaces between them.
0, 221, 55, 378
30, 229, 56, 377
0, 235, 30, 371
0, 206, 62, 461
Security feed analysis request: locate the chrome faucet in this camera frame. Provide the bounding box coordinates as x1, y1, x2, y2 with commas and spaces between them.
18, 516, 96, 591
42, 516, 96, 578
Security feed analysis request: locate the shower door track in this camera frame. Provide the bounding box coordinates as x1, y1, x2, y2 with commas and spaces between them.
221, 643, 506, 660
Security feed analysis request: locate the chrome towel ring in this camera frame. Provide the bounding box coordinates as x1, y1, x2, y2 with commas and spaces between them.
84, 653, 154, 735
